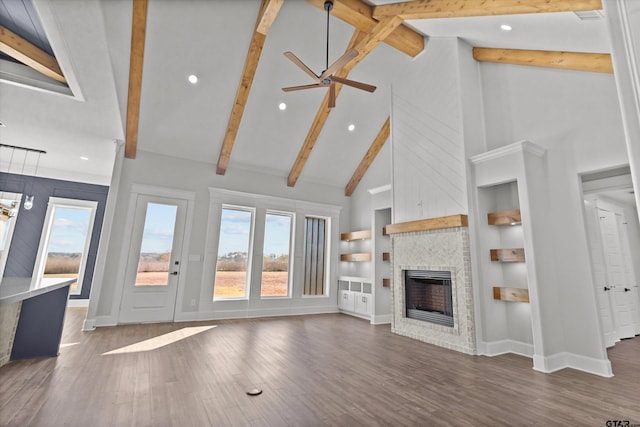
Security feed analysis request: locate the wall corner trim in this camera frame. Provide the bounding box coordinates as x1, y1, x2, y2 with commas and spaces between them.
533, 352, 614, 378
469, 140, 546, 165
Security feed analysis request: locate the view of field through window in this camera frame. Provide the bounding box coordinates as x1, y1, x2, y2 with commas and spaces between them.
215, 208, 252, 299
42, 207, 91, 293
261, 212, 292, 297
135, 203, 177, 286
214, 209, 293, 299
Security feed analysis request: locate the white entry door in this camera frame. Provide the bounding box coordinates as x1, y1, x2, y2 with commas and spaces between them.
599, 208, 635, 340
616, 212, 640, 335
584, 201, 617, 347
119, 194, 188, 323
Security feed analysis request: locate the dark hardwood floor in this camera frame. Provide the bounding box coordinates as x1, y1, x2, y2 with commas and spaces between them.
1, 308, 639, 426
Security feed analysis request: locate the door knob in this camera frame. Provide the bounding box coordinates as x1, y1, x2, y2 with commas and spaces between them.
604, 286, 611, 291
624, 288, 631, 292
170, 271, 179, 276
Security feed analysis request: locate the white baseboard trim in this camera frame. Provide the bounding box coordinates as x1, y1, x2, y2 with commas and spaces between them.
338, 309, 371, 322
68, 299, 89, 308
82, 318, 96, 331
370, 314, 391, 325
88, 316, 118, 331
533, 352, 613, 378
478, 340, 534, 358
174, 305, 339, 322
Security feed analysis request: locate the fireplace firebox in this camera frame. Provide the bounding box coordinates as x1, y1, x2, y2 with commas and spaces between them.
404, 270, 453, 327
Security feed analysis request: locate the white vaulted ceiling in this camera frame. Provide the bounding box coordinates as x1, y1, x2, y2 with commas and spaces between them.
0, 0, 610, 188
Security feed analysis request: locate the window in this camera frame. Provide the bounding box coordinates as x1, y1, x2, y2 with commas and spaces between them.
303, 216, 328, 296
34, 198, 97, 295
214, 206, 254, 300
261, 211, 293, 297
135, 202, 178, 286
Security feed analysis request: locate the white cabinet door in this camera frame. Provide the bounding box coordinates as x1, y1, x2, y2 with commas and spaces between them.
338, 290, 355, 312
355, 293, 372, 316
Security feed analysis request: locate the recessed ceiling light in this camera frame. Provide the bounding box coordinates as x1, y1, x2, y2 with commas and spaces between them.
500, 24, 512, 31
348, 124, 355, 132
188, 74, 198, 84
80, 156, 89, 160
279, 102, 287, 111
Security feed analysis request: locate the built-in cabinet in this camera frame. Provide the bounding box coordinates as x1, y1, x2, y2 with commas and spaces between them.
337, 276, 372, 318
338, 186, 392, 324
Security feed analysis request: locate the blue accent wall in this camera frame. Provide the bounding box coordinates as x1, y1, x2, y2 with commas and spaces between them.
0, 173, 108, 299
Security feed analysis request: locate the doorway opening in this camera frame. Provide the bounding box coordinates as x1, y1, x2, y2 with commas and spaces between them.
581, 166, 640, 352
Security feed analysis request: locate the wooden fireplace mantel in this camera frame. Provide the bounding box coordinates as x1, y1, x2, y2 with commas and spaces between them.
383, 214, 468, 235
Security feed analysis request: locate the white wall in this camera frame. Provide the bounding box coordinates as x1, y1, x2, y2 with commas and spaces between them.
391, 38, 470, 223
342, 143, 392, 279
89, 150, 349, 325
479, 61, 626, 373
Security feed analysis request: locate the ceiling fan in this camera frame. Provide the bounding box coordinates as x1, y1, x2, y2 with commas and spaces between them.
282, 0, 376, 108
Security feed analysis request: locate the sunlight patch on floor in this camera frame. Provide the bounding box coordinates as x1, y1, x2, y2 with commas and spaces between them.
60, 342, 80, 349
102, 325, 217, 355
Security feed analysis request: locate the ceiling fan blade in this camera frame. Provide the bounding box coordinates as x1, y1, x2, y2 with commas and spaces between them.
319, 48, 358, 81
328, 82, 336, 108
282, 83, 325, 92
329, 76, 377, 93
284, 52, 319, 82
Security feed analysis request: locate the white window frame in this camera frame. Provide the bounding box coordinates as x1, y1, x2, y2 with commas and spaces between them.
260, 210, 295, 299
202, 188, 341, 312
32, 197, 98, 294
213, 204, 256, 301
0, 193, 21, 279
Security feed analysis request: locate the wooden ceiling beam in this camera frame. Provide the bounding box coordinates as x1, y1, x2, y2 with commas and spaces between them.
287, 17, 403, 187
373, 0, 602, 20
216, 0, 284, 175
307, 0, 424, 57
0, 25, 65, 83
287, 30, 366, 187
125, 0, 149, 159
345, 117, 390, 197
473, 47, 613, 74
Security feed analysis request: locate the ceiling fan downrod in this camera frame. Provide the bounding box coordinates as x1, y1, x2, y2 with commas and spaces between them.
324, 0, 333, 72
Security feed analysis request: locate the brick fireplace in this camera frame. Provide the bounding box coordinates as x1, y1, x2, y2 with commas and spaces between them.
386, 215, 476, 355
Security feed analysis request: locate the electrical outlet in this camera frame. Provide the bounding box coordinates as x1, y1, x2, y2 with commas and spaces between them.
190, 298, 196, 307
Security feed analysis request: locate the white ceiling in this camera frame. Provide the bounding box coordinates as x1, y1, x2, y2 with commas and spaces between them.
0, 0, 611, 189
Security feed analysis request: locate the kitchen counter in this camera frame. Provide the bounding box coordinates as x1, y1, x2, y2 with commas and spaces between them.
0, 277, 73, 367
0, 277, 75, 305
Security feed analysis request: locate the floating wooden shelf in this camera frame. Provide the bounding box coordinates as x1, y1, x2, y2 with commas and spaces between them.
490, 248, 525, 262
382, 278, 391, 288
487, 209, 521, 226
493, 287, 529, 303
340, 253, 372, 262
384, 214, 468, 235
382, 252, 390, 261
340, 229, 372, 241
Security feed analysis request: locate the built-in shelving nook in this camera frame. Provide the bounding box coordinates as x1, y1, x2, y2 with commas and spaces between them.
490, 248, 525, 262
470, 141, 547, 369
337, 185, 393, 325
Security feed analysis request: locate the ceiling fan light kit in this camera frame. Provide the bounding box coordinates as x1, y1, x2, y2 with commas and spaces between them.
282, 0, 376, 108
